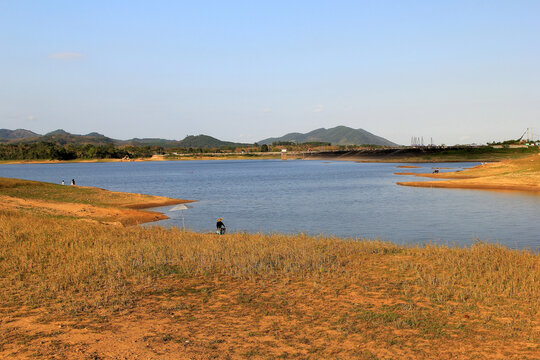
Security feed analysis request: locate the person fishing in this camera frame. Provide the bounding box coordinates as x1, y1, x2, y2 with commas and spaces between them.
216, 218, 226, 235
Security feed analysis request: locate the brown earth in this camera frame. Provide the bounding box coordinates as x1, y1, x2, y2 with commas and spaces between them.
397, 154, 540, 193
3, 275, 537, 360
0, 194, 185, 226
0, 178, 193, 226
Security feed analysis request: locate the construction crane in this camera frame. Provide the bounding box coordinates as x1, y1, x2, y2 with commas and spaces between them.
517, 128, 528, 142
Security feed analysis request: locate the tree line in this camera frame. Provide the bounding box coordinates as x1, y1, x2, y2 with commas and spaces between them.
0, 142, 269, 160
0, 142, 162, 160
0, 142, 385, 160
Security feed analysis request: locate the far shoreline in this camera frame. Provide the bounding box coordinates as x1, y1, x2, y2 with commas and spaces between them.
0, 153, 516, 165
2, 146, 537, 165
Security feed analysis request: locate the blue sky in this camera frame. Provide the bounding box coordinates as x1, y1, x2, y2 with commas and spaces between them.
1, 1, 539, 145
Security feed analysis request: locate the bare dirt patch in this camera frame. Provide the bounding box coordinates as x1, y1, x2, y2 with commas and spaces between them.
2, 271, 537, 359
0, 194, 172, 225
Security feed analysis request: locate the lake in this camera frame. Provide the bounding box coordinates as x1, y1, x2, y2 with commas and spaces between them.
1, 159, 538, 249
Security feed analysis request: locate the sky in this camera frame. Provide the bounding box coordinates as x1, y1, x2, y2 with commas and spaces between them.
1, 1, 539, 145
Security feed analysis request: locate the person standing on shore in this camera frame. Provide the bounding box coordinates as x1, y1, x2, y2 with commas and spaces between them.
216, 218, 226, 235
61, 180, 65, 185
71, 179, 75, 186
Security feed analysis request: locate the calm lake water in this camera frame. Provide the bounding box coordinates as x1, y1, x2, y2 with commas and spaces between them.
1, 160, 539, 249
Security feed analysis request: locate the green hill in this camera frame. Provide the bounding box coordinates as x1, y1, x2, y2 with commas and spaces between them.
38, 130, 115, 146
177, 135, 248, 148
0, 129, 39, 142
0, 129, 251, 148
259, 126, 398, 146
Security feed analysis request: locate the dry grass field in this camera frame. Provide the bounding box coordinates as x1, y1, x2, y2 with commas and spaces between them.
0, 178, 538, 359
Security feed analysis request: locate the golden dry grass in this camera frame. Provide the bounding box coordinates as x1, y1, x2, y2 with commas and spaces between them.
0, 177, 539, 359
0, 177, 190, 208
397, 153, 540, 192
0, 208, 538, 359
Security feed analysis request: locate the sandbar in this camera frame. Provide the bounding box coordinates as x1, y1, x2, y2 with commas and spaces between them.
396, 154, 540, 193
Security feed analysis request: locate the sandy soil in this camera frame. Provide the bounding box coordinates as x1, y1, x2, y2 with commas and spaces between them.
396, 154, 540, 193
2, 272, 537, 359
0, 195, 188, 226
0, 186, 192, 226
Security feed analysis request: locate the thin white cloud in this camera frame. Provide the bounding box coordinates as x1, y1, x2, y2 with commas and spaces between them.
313, 105, 324, 113
263, 108, 271, 113
26, 115, 36, 121
48, 52, 85, 60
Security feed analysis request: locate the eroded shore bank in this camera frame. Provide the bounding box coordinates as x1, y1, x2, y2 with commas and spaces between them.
396, 154, 540, 193
0, 177, 193, 225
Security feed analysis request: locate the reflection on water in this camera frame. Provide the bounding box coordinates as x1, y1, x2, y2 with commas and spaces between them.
1, 160, 538, 249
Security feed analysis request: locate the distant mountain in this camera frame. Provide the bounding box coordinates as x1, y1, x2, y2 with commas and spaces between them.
258, 126, 398, 146
0, 129, 252, 148
85, 132, 105, 137
39, 129, 116, 146
0, 128, 39, 140
120, 134, 251, 148
45, 129, 70, 136
178, 135, 247, 148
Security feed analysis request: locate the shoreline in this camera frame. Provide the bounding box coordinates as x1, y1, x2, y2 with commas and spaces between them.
396, 180, 540, 193
0, 154, 281, 164
0, 177, 194, 226
396, 154, 540, 193
2, 147, 538, 165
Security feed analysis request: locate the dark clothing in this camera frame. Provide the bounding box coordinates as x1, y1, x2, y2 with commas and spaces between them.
216, 221, 225, 235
